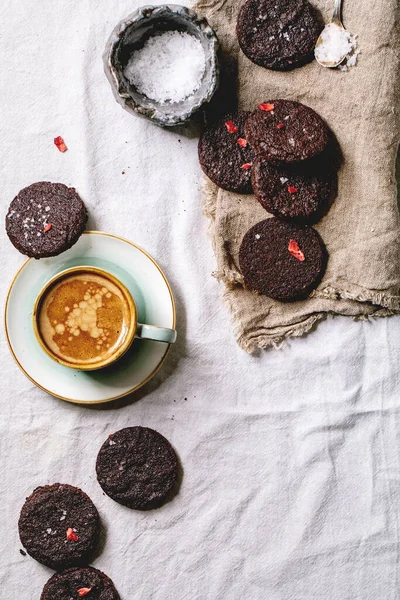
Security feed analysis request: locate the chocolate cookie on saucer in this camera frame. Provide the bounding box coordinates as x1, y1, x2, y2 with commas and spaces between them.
236, 0, 322, 71
6, 182, 87, 259
239, 217, 327, 301
252, 155, 333, 223
96, 427, 179, 510
244, 100, 330, 163
18, 483, 100, 570
41, 567, 120, 600
198, 111, 256, 193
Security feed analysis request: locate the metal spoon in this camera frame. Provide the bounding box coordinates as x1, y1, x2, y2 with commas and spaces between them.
315, 0, 348, 68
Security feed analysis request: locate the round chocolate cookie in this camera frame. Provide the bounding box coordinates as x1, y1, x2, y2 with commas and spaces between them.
198, 111, 256, 193
252, 155, 333, 223
239, 218, 327, 301
236, 0, 322, 71
18, 484, 100, 570
41, 567, 120, 600
244, 100, 330, 163
6, 182, 87, 259
96, 427, 179, 510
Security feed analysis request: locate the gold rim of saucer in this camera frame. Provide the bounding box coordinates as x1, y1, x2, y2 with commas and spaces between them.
32, 265, 138, 371
4, 231, 176, 404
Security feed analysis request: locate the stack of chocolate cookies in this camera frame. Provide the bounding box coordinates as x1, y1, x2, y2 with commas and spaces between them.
198, 99, 340, 302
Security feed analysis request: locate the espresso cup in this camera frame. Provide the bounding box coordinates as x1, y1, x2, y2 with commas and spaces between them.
32, 266, 177, 370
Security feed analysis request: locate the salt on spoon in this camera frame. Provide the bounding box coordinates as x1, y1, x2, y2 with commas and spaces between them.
315, 0, 358, 69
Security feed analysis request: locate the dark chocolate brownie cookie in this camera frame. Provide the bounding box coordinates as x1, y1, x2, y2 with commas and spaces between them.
6, 182, 87, 259
239, 218, 327, 301
198, 111, 256, 193
252, 155, 333, 223
18, 484, 100, 570
96, 427, 179, 510
41, 567, 120, 600
236, 0, 322, 71
245, 100, 330, 163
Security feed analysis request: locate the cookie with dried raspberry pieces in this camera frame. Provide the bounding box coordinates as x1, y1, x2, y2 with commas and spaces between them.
252, 155, 334, 223
18, 483, 100, 570
198, 111, 256, 193
41, 567, 120, 600
239, 218, 327, 301
6, 181, 87, 259
244, 100, 330, 163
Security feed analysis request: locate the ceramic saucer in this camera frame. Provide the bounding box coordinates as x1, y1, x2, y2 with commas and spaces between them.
5, 232, 176, 404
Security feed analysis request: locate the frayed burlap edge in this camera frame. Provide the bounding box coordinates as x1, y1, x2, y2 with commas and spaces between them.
202, 176, 400, 352
314, 286, 400, 311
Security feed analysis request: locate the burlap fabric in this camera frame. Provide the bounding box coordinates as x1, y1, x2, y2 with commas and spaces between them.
195, 0, 400, 351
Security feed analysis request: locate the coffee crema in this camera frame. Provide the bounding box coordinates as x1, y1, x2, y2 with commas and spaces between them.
38, 272, 132, 366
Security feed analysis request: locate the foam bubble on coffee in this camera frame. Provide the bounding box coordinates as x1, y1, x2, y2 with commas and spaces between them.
65, 287, 108, 341
38, 273, 131, 366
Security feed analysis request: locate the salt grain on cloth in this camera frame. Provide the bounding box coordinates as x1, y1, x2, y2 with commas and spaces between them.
124, 31, 206, 103
315, 23, 360, 70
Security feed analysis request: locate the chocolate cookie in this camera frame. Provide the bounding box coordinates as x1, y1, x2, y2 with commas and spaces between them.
236, 0, 322, 71
252, 155, 333, 223
6, 182, 87, 259
244, 100, 330, 163
18, 484, 100, 570
96, 427, 179, 510
239, 218, 327, 301
198, 111, 256, 193
41, 568, 120, 600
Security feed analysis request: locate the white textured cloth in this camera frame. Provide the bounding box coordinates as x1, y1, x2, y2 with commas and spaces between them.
1, 1, 400, 599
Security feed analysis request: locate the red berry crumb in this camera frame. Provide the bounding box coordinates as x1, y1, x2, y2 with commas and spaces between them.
288, 239, 305, 262
287, 186, 298, 194
78, 588, 92, 597
66, 528, 79, 542
258, 103, 275, 112
43, 223, 52, 233
225, 120, 238, 133
276, 123, 284, 130
54, 136, 68, 152
237, 138, 248, 148
241, 163, 253, 170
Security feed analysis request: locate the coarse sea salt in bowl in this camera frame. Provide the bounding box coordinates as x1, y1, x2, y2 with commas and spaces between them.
104, 4, 219, 127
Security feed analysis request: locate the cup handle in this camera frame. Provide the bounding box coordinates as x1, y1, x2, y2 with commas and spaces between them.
136, 323, 177, 344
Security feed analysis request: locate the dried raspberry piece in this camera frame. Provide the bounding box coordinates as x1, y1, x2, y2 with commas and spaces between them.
237, 138, 248, 147
66, 528, 79, 542
43, 223, 52, 233
54, 136, 68, 152
276, 123, 284, 130
78, 588, 93, 597
287, 186, 298, 194
241, 163, 253, 170
225, 120, 238, 133
258, 103, 275, 112
288, 239, 305, 262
